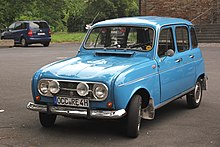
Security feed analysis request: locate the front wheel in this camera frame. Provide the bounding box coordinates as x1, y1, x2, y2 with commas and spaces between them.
39, 112, 57, 127
186, 79, 203, 108
126, 94, 142, 138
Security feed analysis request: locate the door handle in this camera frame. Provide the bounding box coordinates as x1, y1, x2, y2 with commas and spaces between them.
189, 55, 194, 58
175, 58, 182, 63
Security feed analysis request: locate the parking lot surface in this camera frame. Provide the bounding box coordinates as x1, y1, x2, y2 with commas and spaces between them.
0, 43, 219, 146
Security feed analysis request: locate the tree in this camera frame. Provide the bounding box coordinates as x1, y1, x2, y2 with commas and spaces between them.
66, 0, 87, 32
18, 0, 66, 32
0, 0, 31, 27
0, 0, 138, 32
66, 0, 138, 32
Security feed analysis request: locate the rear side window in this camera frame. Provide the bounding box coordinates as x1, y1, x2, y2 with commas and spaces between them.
190, 27, 198, 48
158, 28, 175, 57
29, 22, 49, 29
175, 26, 189, 52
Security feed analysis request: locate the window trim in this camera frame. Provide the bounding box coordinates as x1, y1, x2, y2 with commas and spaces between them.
175, 26, 190, 53
190, 27, 198, 49
157, 26, 175, 58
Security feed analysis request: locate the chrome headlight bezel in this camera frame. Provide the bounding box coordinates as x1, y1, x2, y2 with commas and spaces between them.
48, 80, 60, 94
76, 82, 89, 97
93, 83, 108, 100
38, 80, 50, 96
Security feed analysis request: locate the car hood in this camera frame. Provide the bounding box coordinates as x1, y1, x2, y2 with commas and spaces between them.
39, 54, 150, 83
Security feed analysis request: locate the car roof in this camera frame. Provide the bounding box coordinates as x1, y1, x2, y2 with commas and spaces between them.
93, 16, 192, 28
16, 20, 47, 23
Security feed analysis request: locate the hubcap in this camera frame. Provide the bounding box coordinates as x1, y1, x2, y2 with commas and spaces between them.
21, 39, 25, 46
194, 82, 202, 103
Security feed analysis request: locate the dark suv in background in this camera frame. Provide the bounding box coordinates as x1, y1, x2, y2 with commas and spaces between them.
1, 21, 51, 47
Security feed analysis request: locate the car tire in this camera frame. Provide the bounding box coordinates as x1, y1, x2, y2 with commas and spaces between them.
186, 79, 203, 109
126, 94, 142, 138
39, 112, 57, 127
43, 42, 50, 47
21, 37, 28, 47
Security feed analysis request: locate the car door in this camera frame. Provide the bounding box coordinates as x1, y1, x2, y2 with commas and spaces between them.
13, 22, 24, 43
3, 23, 15, 39
157, 26, 183, 102
174, 25, 196, 91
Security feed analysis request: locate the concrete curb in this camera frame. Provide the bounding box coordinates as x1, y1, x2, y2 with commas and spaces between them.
0, 39, 14, 48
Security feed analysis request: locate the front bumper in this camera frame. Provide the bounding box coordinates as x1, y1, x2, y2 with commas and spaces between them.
27, 102, 126, 119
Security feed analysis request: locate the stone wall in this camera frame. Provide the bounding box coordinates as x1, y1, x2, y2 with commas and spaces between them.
140, 0, 219, 24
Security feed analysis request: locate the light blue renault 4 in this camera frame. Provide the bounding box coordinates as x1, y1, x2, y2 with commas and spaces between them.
27, 16, 207, 138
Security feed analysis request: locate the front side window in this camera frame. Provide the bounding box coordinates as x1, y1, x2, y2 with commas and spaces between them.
158, 28, 175, 57
85, 26, 154, 51
8, 23, 15, 30
175, 26, 189, 52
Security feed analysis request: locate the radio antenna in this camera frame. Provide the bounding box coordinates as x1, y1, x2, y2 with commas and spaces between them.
85, 11, 100, 30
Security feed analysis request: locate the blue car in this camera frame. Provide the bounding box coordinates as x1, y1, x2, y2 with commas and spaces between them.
1, 20, 51, 47
27, 16, 207, 138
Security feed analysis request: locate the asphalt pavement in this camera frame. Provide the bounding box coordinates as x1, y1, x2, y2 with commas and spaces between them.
0, 43, 219, 147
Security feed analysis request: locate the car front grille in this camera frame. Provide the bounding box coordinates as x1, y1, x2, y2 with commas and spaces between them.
57, 81, 94, 99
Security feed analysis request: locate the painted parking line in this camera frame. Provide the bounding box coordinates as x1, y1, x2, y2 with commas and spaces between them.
56, 57, 68, 60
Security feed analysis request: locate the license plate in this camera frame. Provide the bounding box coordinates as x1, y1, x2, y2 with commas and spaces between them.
37, 33, 45, 36
56, 97, 89, 108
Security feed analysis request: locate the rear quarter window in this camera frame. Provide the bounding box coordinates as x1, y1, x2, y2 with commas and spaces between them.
190, 27, 198, 48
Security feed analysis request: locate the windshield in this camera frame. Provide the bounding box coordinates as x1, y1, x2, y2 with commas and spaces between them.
85, 26, 154, 51
29, 22, 49, 29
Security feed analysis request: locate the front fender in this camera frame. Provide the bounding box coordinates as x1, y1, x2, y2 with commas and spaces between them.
113, 60, 160, 109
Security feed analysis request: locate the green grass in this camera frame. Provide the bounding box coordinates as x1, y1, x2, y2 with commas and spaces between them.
51, 32, 86, 43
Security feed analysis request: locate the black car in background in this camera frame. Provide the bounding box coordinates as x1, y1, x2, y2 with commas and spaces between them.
1, 21, 51, 47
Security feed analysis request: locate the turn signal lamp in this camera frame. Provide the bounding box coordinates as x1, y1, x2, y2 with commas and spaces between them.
107, 102, 113, 108
36, 96, 41, 101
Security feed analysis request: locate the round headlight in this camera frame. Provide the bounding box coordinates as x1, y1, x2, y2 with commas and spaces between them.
39, 81, 49, 94
49, 80, 60, 94
93, 84, 108, 100
77, 82, 89, 96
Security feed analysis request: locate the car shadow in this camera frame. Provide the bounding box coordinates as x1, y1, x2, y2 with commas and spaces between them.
14, 44, 46, 48
38, 98, 189, 138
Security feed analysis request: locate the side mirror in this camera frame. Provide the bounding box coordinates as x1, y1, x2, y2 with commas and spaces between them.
6, 27, 9, 31
165, 49, 175, 57
85, 24, 92, 30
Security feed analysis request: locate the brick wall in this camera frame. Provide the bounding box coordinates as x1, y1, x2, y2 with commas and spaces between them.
140, 0, 219, 24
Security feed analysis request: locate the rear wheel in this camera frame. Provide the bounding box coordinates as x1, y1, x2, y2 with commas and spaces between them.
21, 37, 28, 47
126, 94, 142, 138
43, 42, 50, 47
39, 112, 56, 127
186, 79, 203, 108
